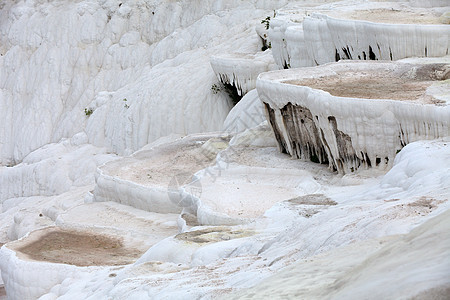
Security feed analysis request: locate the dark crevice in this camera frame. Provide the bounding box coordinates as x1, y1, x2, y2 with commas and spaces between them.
335, 49, 341, 62
342, 46, 352, 59
368, 46, 376, 60
310, 146, 321, 163
222, 82, 242, 106
260, 36, 270, 51
320, 128, 334, 169
264, 103, 288, 154
280, 104, 328, 165
328, 116, 363, 173
364, 152, 372, 167
267, 104, 390, 173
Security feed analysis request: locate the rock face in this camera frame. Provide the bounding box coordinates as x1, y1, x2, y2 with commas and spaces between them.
269, 3, 450, 69
1, 1, 450, 299
0, 0, 289, 165
258, 60, 450, 173
92, 133, 226, 214
210, 52, 276, 98
304, 11, 450, 66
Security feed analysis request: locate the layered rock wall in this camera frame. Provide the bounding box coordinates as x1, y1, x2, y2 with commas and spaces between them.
258, 61, 450, 173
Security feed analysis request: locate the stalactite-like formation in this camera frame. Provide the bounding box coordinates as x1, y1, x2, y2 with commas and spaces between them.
258, 61, 450, 174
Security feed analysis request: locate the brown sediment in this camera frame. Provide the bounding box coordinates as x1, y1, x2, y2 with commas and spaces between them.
285, 69, 447, 104
331, 8, 446, 25
176, 227, 252, 244
287, 194, 337, 206
102, 135, 229, 187
0, 285, 5, 298
11, 229, 143, 267
280, 104, 329, 163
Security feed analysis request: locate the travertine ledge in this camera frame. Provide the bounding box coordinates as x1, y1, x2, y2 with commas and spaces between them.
257, 60, 450, 173
269, 3, 450, 69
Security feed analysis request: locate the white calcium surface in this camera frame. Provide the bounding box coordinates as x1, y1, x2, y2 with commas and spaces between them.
0, 0, 449, 299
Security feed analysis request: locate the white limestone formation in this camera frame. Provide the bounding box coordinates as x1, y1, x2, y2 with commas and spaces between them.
222, 89, 266, 133
0, 0, 289, 165
257, 60, 450, 173
268, 2, 450, 68
0, 135, 116, 202
92, 133, 229, 213
210, 51, 277, 97
1, 1, 450, 299
304, 10, 450, 65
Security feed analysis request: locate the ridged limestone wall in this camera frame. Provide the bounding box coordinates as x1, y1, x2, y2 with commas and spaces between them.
257, 61, 450, 173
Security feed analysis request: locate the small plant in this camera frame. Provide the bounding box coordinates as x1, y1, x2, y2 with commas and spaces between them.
261, 16, 270, 30
211, 84, 222, 94
123, 98, 129, 109
211, 82, 242, 105
84, 108, 93, 116
261, 11, 276, 30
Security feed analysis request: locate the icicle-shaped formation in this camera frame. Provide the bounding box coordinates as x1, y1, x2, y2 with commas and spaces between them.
268, 16, 294, 69
210, 51, 276, 97
268, 2, 450, 69
257, 60, 450, 174
304, 12, 450, 65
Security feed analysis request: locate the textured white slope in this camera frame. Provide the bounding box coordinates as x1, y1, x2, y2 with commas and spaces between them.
409, 0, 450, 8
329, 210, 450, 300
17, 138, 447, 299
83, 50, 232, 157
1, 0, 449, 299
0, 0, 289, 165
223, 89, 266, 133
1, 187, 89, 242
231, 209, 450, 299
0, 134, 117, 202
